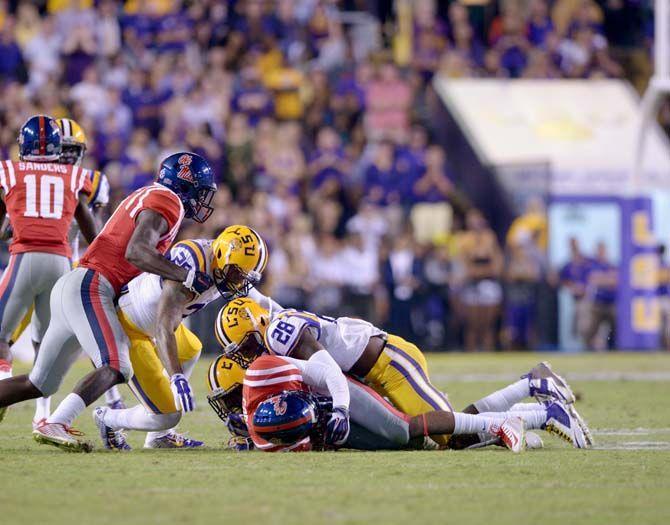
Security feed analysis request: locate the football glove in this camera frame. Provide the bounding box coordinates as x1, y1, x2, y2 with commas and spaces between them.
170, 373, 195, 412
183, 269, 213, 295
226, 413, 249, 438
326, 406, 350, 446
227, 436, 254, 451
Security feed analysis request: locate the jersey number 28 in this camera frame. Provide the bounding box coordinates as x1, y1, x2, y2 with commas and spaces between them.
23, 175, 64, 219
271, 321, 296, 345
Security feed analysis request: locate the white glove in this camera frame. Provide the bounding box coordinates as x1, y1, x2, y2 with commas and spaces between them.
170, 373, 195, 412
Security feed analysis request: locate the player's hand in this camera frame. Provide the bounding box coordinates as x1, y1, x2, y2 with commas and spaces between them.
227, 436, 254, 451
326, 406, 350, 446
226, 413, 249, 438
170, 373, 195, 412
183, 269, 213, 295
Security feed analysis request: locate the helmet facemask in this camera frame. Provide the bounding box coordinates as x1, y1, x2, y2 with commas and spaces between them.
59, 143, 86, 166
214, 264, 261, 299
207, 384, 243, 422
222, 331, 266, 369
187, 185, 216, 223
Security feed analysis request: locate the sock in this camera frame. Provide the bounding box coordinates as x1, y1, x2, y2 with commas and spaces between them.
453, 412, 506, 435
478, 408, 547, 430
510, 402, 544, 412
47, 393, 86, 427
34, 396, 51, 422
473, 379, 530, 413
104, 385, 123, 405
0, 358, 12, 380
103, 404, 179, 432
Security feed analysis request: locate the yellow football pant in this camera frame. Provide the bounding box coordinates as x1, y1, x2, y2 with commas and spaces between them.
9, 307, 32, 345
118, 312, 202, 414
365, 334, 452, 446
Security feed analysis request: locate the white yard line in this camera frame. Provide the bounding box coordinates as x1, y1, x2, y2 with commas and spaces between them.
593, 428, 670, 436
593, 442, 670, 450
433, 371, 670, 382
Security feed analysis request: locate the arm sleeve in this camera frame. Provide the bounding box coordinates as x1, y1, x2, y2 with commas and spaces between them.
285, 351, 350, 410
248, 288, 284, 317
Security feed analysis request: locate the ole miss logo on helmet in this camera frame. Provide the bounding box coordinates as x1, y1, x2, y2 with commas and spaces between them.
177, 154, 195, 183
272, 396, 288, 416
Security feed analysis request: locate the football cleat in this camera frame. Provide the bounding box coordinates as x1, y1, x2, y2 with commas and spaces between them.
144, 431, 205, 449
543, 401, 588, 448
493, 416, 525, 453
32, 418, 47, 431
526, 361, 576, 404
32, 422, 93, 452
93, 407, 131, 451
566, 404, 593, 448
525, 431, 544, 450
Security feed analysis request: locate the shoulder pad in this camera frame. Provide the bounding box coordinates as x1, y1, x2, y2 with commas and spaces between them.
264, 314, 318, 357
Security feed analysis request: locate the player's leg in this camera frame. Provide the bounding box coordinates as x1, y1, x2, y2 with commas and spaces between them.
0, 254, 33, 380
463, 361, 576, 415
347, 377, 412, 448
29, 253, 72, 428
8, 307, 31, 346
99, 329, 174, 437
46, 269, 132, 434
143, 323, 204, 448
365, 334, 453, 446
94, 319, 179, 449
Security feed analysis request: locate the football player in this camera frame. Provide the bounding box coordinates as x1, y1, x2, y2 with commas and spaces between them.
0, 151, 216, 452
93, 225, 280, 450
214, 295, 590, 448
57, 117, 126, 414
0, 115, 98, 423
206, 298, 590, 452
7, 117, 125, 429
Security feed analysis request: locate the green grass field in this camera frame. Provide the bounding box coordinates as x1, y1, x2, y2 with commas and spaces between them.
1, 353, 669, 525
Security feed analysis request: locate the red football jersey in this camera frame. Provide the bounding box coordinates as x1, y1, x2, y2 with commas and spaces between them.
0, 160, 92, 258
243, 355, 312, 452
79, 183, 184, 294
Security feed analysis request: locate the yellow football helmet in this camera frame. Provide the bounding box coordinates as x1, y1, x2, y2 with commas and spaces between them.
206, 354, 246, 421
215, 297, 269, 369
212, 225, 268, 298
56, 118, 87, 165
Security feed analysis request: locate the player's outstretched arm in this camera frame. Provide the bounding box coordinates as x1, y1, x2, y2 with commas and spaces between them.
74, 193, 99, 244
155, 280, 197, 412
125, 209, 189, 282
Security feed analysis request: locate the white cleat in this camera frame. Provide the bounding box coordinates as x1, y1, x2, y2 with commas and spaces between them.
525, 431, 544, 450
32, 418, 46, 431
93, 407, 131, 451
566, 404, 593, 448
544, 402, 588, 449
32, 422, 93, 452
494, 417, 526, 453
527, 361, 576, 405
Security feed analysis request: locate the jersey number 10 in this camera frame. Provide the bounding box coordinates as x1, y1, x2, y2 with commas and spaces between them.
23, 174, 64, 219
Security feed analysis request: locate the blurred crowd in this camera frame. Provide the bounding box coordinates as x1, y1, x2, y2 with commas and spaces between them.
0, 0, 657, 351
